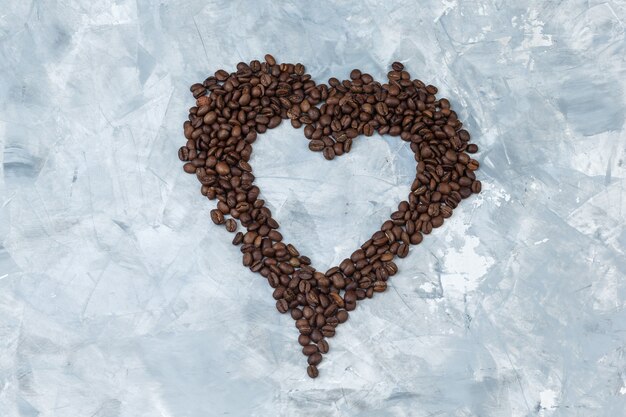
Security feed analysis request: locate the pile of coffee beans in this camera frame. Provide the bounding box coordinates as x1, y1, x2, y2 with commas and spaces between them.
179, 55, 481, 378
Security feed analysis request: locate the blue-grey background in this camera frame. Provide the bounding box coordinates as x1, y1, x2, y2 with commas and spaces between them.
1, 0, 625, 416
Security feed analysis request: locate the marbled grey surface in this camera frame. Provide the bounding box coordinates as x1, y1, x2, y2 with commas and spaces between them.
1, 0, 625, 416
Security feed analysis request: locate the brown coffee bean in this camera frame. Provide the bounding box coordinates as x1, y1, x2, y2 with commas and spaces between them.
225, 218, 237, 232
232, 232, 243, 245
296, 319, 312, 335
178, 146, 190, 161
376, 102, 389, 116
373, 280, 387, 292
310, 329, 323, 343
460, 187, 472, 199
309, 140, 324, 152
321, 325, 335, 337
183, 163, 196, 174
307, 352, 322, 366
336, 310, 349, 323
472, 180, 482, 193
302, 345, 318, 356
276, 299, 288, 313
391, 61, 404, 71
317, 339, 329, 354
215, 69, 229, 81
467, 159, 480, 170
215, 162, 230, 176
307, 364, 319, 378
291, 308, 303, 320
264, 54, 276, 66
323, 147, 335, 160
329, 292, 344, 308
210, 209, 225, 225
298, 334, 311, 346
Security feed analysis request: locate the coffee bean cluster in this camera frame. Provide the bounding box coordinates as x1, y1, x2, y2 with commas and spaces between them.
179, 55, 481, 378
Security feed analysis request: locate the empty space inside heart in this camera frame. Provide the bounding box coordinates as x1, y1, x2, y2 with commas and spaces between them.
251, 123, 415, 270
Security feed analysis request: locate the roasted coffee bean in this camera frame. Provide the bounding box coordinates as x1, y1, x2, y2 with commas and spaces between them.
182, 57, 480, 378
291, 308, 303, 320
323, 146, 335, 160
373, 280, 387, 292
298, 334, 311, 346
210, 209, 225, 225
321, 325, 336, 337
264, 54, 276, 66
178, 146, 190, 161
276, 299, 288, 313
391, 61, 404, 71
183, 163, 196, 174
296, 319, 312, 335
302, 345, 319, 356
397, 243, 409, 258
310, 329, 323, 343
309, 140, 324, 151
472, 180, 482, 193
336, 310, 349, 323
225, 218, 237, 232
326, 316, 339, 327
232, 232, 244, 245
308, 352, 323, 366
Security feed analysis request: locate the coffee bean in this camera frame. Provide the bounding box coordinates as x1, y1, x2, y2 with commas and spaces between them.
459, 187, 472, 199
321, 325, 335, 337
376, 102, 389, 116
291, 308, 303, 320
232, 232, 243, 245
307, 364, 319, 378
467, 159, 480, 171
336, 310, 349, 323
472, 180, 482, 193
310, 329, 323, 343
183, 163, 196, 174
225, 219, 237, 232
317, 339, 329, 354
215, 162, 230, 176
178, 146, 190, 161
210, 209, 225, 225
308, 352, 322, 366
296, 319, 312, 335
276, 299, 288, 313
264, 54, 276, 66
397, 243, 409, 258
391, 61, 404, 71
326, 316, 339, 327
302, 345, 318, 356
298, 334, 311, 346
309, 140, 324, 152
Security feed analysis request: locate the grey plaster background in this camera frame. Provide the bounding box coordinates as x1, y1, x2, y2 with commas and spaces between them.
1, 0, 625, 416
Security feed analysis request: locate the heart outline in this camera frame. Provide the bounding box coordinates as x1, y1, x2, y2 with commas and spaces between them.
180, 55, 481, 378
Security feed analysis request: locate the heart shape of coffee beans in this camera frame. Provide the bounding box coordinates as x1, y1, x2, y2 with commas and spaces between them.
179, 55, 481, 378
